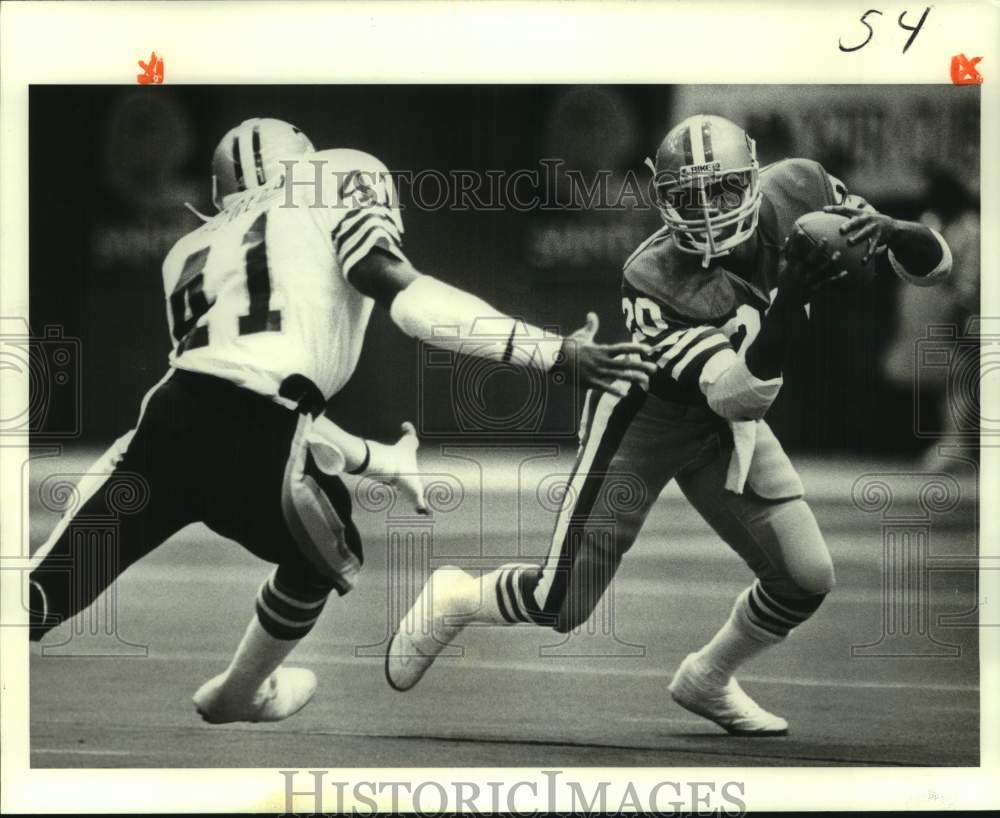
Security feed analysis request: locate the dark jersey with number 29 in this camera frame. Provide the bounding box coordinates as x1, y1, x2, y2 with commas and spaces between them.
622, 158, 837, 406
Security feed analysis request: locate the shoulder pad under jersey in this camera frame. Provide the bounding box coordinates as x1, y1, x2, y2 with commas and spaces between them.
757, 157, 837, 247
307, 147, 392, 173
623, 227, 738, 323
287, 148, 397, 208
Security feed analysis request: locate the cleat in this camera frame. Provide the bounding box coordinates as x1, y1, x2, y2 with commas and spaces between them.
192, 667, 317, 724
668, 653, 788, 736
386, 566, 475, 692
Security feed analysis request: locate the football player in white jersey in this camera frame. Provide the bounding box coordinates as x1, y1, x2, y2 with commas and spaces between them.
28, 118, 656, 724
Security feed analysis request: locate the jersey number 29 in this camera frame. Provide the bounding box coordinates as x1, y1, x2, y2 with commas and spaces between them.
622, 296, 761, 357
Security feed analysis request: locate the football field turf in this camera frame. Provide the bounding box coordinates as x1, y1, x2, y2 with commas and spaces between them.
26, 448, 979, 768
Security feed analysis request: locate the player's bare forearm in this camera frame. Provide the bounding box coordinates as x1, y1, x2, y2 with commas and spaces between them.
744, 286, 809, 381
745, 233, 839, 381
824, 205, 951, 282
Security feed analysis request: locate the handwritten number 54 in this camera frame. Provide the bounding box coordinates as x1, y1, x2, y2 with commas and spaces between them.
839, 7, 931, 53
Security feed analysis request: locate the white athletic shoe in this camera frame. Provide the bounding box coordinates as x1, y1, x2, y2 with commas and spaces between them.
192, 667, 317, 724
385, 566, 475, 692
668, 653, 788, 736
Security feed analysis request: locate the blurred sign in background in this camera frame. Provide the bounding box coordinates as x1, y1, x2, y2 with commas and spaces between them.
28, 85, 979, 455
673, 85, 980, 200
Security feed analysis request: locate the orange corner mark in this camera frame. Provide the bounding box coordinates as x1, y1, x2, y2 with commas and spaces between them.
950, 54, 983, 85
137, 51, 164, 85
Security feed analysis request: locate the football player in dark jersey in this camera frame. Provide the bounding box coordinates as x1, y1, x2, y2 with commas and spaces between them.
386, 115, 953, 735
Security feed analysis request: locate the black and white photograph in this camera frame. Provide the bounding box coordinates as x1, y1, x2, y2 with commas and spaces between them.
1, 2, 997, 814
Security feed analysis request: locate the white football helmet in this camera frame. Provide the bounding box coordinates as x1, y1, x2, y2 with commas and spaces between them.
646, 114, 762, 266
211, 118, 315, 210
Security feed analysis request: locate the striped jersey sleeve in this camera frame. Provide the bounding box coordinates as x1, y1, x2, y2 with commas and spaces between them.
644, 323, 733, 393
297, 150, 406, 281
333, 200, 406, 280
621, 278, 737, 398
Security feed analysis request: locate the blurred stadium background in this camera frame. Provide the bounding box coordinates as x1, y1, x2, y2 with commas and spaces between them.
29, 84, 980, 452
26, 85, 980, 767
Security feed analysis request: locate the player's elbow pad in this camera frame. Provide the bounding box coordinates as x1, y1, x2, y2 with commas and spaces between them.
700, 348, 783, 421
389, 275, 561, 370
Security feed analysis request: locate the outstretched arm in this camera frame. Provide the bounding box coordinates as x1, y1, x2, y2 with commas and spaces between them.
349, 247, 656, 398
320, 153, 654, 398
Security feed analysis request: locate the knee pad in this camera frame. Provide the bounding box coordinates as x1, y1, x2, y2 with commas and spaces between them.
769, 499, 837, 597
254, 565, 334, 641
788, 542, 836, 597
802, 559, 836, 597
757, 564, 834, 606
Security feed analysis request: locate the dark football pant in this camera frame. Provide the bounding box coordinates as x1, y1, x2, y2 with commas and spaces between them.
499, 387, 835, 633
29, 369, 362, 642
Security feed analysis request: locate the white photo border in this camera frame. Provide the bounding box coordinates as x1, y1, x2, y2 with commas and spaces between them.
2, 0, 998, 812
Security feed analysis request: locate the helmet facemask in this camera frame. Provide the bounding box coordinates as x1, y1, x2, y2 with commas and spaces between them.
647, 153, 762, 268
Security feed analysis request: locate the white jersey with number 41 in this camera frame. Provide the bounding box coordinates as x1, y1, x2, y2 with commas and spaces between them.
161, 148, 406, 400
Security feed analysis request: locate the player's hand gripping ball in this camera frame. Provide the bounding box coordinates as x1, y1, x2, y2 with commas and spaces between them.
789, 211, 877, 291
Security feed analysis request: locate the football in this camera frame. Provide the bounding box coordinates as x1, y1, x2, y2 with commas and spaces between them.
792, 211, 876, 287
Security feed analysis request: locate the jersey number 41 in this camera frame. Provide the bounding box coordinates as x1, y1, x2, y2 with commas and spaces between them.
169, 212, 281, 355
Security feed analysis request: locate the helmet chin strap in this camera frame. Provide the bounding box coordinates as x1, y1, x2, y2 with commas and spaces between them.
183, 201, 212, 222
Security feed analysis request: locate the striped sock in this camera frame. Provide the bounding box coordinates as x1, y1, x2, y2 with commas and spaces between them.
475, 563, 548, 627
746, 579, 827, 637
696, 581, 827, 682
255, 567, 331, 641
